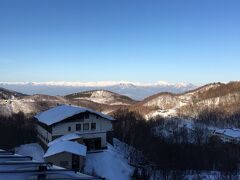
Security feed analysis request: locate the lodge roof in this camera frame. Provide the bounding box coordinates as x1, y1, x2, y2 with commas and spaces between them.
35, 104, 115, 126
44, 141, 87, 158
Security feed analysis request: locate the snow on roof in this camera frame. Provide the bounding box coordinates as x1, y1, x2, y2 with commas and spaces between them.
35, 104, 115, 126
44, 141, 87, 158
214, 128, 240, 138
48, 133, 82, 147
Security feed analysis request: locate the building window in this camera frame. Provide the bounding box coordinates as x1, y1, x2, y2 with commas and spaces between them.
83, 123, 89, 130
91, 123, 96, 130
76, 124, 81, 131
84, 113, 89, 119
68, 126, 71, 132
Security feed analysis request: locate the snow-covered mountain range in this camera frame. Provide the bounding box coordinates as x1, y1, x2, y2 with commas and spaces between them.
0, 81, 196, 100
1, 81, 240, 119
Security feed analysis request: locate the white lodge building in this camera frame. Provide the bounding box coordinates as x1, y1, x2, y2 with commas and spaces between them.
35, 105, 115, 151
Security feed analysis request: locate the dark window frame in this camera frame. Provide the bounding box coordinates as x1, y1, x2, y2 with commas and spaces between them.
84, 113, 90, 119
76, 124, 81, 131
91, 123, 96, 130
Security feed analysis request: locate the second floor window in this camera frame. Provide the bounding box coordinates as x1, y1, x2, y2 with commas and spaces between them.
91, 123, 96, 130
83, 123, 89, 130
84, 113, 89, 119
76, 124, 81, 131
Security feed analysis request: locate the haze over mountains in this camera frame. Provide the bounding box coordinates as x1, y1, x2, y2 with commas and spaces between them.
0, 81, 196, 100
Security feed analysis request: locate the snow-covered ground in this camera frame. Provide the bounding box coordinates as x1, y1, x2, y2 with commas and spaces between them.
15, 143, 45, 162
146, 109, 177, 119
184, 171, 240, 180
84, 144, 134, 180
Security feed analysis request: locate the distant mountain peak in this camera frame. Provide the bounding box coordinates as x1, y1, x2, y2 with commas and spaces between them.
65, 89, 136, 105
155, 81, 172, 86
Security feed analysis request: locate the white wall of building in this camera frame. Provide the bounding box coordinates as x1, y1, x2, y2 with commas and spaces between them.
52, 114, 112, 136
36, 125, 52, 145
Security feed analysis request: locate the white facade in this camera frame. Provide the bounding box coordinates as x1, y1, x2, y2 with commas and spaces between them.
36, 110, 114, 149
52, 114, 112, 136
37, 125, 53, 145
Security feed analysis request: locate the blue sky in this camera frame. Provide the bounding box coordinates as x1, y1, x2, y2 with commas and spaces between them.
0, 0, 240, 84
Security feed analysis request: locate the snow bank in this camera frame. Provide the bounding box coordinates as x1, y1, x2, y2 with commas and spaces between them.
15, 143, 45, 162
84, 144, 134, 180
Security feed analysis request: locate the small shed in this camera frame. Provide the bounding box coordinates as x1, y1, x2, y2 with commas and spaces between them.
44, 141, 87, 171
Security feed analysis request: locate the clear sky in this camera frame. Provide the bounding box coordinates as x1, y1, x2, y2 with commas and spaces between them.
0, 0, 240, 84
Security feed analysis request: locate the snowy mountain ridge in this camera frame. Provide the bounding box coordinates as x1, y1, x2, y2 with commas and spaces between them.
66, 90, 136, 105
137, 82, 240, 119
0, 81, 196, 100
0, 87, 26, 100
